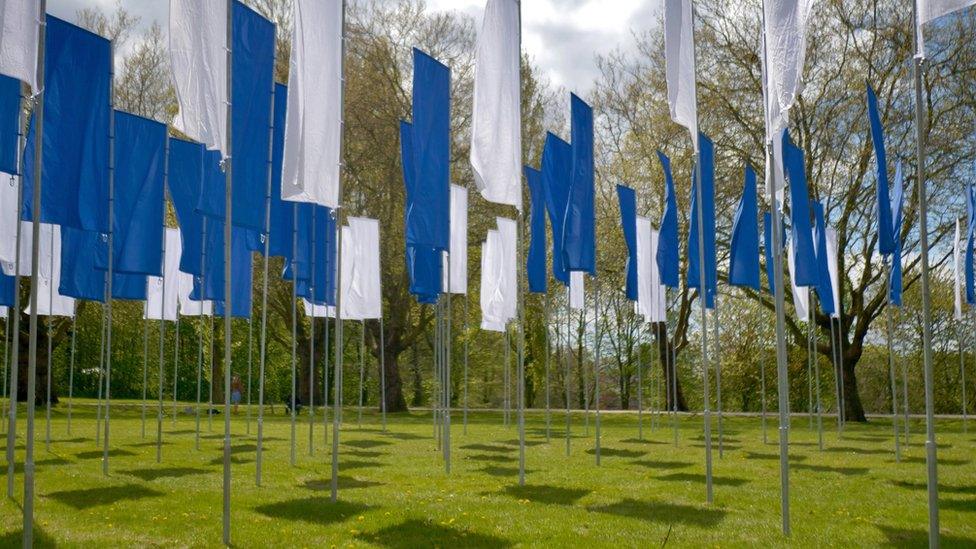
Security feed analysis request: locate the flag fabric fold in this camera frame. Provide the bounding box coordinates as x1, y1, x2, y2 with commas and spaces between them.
762, 0, 813, 135
340, 217, 382, 320
811, 200, 835, 316
636, 216, 653, 319
526, 167, 547, 294
0, 0, 40, 88
281, 0, 342, 208
25, 223, 75, 316
445, 184, 468, 295
866, 83, 895, 256
0, 76, 19, 174
954, 219, 965, 320
783, 130, 817, 287
687, 133, 716, 308
616, 184, 638, 301
167, 138, 206, 276
470, 0, 522, 210
542, 133, 572, 285
562, 94, 595, 275
729, 165, 760, 291
966, 184, 976, 305
663, 0, 698, 140
569, 271, 585, 310
0, 173, 20, 273
889, 161, 904, 306
656, 151, 680, 288
826, 228, 841, 319
787, 240, 809, 319
480, 229, 505, 331
145, 228, 181, 321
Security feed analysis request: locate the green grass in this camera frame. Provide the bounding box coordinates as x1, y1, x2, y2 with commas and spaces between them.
1, 400, 974, 547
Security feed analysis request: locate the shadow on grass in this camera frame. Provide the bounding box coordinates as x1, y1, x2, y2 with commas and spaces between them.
657, 472, 748, 487
465, 453, 513, 464
340, 460, 385, 470
631, 460, 693, 470
500, 484, 590, 505
121, 467, 210, 481
75, 449, 136, 460
941, 497, 976, 513
254, 497, 367, 526
619, 438, 667, 445
590, 498, 726, 527
690, 443, 741, 452
825, 446, 892, 456
743, 451, 808, 462
0, 526, 57, 548
876, 525, 975, 547
382, 431, 428, 441
479, 465, 535, 477
499, 439, 547, 448
357, 518, 512, 548
792, 463, 868, 476
345, 450, 385, 459
302, 476, 383, 491
460, 443, 513, 453
343, 439, 392, 449
896, 456, 969, 467
208, 455, 254, 466
52, 437, 89, 444
166, 429, 196, 435
127, 441, 172, 448
584, 447, 646, 459
889, 480, 976, 494
45, 484, 163, 509
3, 457, 71, 475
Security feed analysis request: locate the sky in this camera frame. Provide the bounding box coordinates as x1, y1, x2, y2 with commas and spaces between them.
47, 0, 661, 93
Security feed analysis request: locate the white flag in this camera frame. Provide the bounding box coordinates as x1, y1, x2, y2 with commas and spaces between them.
145, 228, 181, 321
470, 0, 522, 211
919, 1, 976, 56
303, 299, 335, 319
1, 220, 32, 277
0, 173, 20, 273
0, 0, 39, 88
954, 219, 964, 320
496, 217, 517, 321
650, 229, 667, 322
569, 271, 585, 310
280, 0, 342, 207
340, 217, 382, 320
664, 0, 698, 141
787, 240, 809, 320
169, 0, 228, 154
636, 216, 653, 320
480, 229, 506, 331
177, 270, 212, 317
762, 0, 813, 136
826, 228, 841, 319
442, 184, 468, 294
0, 306, 6, 319
25, 224, 75, 317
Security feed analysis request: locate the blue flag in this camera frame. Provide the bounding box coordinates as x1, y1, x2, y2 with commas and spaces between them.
99, 111, 166, 276
783, 130, 818, 287
112, 271, 148, 301
268, 83, 294, 259
889, 161, 904, 306
811, 201, 835, 316
59, 227, 106, 302
616, 184, 638, 301
22, 16, 111, 232
404, 49, 451, 251
308, 205, 337, 306
729, 165, 760, 291
407, 245, 442, 303
967, 183, 976, 305
562, 94, 595, 275
201, 219, 253, 318
282, 203, 313, 283
0, 75, 19, 174
0, 270, 14, 307
656, 151, 680, 289
168, 139, 206, 276
526, 166, 547, 294
196, 1, 274, 231
867, 83, 896, 256
763, 212, 777, 295
542, 132, 572, 286
687, 133, 717, 308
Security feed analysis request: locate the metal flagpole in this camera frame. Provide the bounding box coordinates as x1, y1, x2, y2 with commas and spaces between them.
714, 292, 723, 458
806, 297, 814, 430
157, 148, 169, 462
812, 299, 823, 451
638, 316, 643, 441
290, 203, 298, 466
463, 295, 468, 434
256, 53, 276, 486
142, 293, 150, 438
221, 0, 235, 541
671, 318, 679, 446
96, 303, 105, 445
309, 210, 317, 454
583, 306, 589, 436
246, 317, 252, 435
516, 229, 524, 485
380, 316, 387, 432
761, 1, 790, 532
899, 307, 909, 443
885, 260, 900, 461
504, 328, 510, 427
173, 302, 180, 426
545, 293, 551, 441
564, 289, 571, 456
447, 261, 455, 476
962, 316, 969, 435
760, 337, 768, 445
330, 0, 348, 503
45, 226, 54, 452
103, 39, 117, 476
5, 82, 28, 497
1, 317, 7, 436
23, 3, 49, 539
358, 320, 365, 428
323, 312, 329, 446
837, 317, 846, 431
208, 291, 215, 432
667, 289, 678, 446
911, 3, 941, 543
434, 304, 440, 443
593, 277, 602, 466
830, 316, 841, 433
195, 220, 206, 449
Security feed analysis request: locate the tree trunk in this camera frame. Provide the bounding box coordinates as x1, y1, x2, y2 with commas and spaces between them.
653, 321, 688, 411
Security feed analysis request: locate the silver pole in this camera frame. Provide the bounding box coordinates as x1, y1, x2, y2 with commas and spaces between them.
157, 139, 170, 463
358, 320, 364, 428
1, 317, 8, 436
173, 304, 180, 426
246, 316, 252, 435
330, 0, 348, 503
761, 1, 790, 533
593, 277, 602, 466
885, 260, 900, 461
516, 233, 524, 485
96, 303, 105, 445
221, 0, 234, 542
545, 292, 551, 441
142, 298, 149, 438
830, 317, 841, 433
44, 227, 54, 452
289, 203, 297, 466
463, 294, 468, 434
66, 311, 76, 436
102, 39, 117, 477
6, 83, 27, 497
667, 290, 678, 446
208, 278, 214, 433
23, 3, 48, 541
309, 210, 317, 454
837, 316, 846, 430
962, 313, 969, 434
760, 338, 768, 445
323, 312, 329, 447
714, 292, 723, 459
504, 328, 510, 427
564, 289, 571, 456
195, 220, 206, 450
812, 301, 823, 451
447, 267, 455, 475
638, 313, 643, 441
911, 3, 940, 543
900, 306, 909, 443
256, 63, 276, 487
379, 316, 386, 432
806, 297, 814, 430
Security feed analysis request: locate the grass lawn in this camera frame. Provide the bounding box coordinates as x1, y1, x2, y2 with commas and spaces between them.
1, 400, 974, 547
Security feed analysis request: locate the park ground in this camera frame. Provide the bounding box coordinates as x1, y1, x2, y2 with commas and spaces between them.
0, 401, 974, 547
